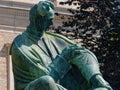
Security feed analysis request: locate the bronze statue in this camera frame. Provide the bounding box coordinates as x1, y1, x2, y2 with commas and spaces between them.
10, 1, 112, 90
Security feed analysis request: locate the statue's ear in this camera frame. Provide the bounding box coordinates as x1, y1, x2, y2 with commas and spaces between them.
29, 5, 38, 24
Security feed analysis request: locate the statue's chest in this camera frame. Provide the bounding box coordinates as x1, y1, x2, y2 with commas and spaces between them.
30, 39, 60, 67
38, 38, 58, 59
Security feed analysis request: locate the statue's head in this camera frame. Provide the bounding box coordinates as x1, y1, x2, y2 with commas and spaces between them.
29, 0, 55, 32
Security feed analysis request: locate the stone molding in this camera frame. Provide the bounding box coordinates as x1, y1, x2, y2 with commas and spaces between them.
0, 0, 71, 32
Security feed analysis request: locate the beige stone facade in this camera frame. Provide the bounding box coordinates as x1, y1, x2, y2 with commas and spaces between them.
0, 0, 70, 90
0, 31, 19, 90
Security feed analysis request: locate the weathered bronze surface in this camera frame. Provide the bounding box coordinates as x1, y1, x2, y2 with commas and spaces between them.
10, 1, 112, 90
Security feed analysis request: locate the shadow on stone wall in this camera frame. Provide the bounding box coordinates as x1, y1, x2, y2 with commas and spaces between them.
0, 45, 7, 58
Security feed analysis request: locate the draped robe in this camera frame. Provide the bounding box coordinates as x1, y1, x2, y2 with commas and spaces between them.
10, 29, 96, 90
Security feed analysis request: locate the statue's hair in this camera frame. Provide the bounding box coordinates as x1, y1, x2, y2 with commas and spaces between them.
29, 5, 38, 26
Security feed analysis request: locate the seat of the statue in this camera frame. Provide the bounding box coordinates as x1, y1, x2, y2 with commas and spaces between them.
4, 43, 14, 90
8, 55, 15, 90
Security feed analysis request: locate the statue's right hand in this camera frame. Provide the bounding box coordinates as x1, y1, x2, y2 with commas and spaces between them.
48, 44, 86, 80
60, 44, 84, 62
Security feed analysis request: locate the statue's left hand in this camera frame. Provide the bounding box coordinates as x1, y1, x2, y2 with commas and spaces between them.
60, 44, 85, 62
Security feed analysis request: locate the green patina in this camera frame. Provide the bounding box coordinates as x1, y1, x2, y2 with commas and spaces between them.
10, 0, 112, 90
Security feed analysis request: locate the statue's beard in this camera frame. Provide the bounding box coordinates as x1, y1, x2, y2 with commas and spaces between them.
36, 25, 50, 32
36, 19, 50, 32
35, 17, 53, 33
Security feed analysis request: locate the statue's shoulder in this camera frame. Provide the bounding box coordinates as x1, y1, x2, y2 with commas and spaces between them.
11, 32, 29, 50
13, 33, 26, 46
12, 34, 22, 45
10, 32, 31, 55
46, 31, 75, 44
10, 34, 22, 54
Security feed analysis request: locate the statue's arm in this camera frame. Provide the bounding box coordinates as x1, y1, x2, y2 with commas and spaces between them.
11, 41, 69, 90
47, 54, 72, 82
10, 39, 71, 82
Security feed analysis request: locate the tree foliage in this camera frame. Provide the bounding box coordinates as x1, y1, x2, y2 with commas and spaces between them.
55, 0, 120, 89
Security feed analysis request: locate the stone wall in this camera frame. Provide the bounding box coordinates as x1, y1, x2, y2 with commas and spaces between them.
0, 30, 20, 90
0, 7, 27, 90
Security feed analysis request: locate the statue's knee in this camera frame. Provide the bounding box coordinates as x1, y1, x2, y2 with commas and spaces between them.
36, 75, 58, 90
39, 75, 55, 85
25, 75, 58, 90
